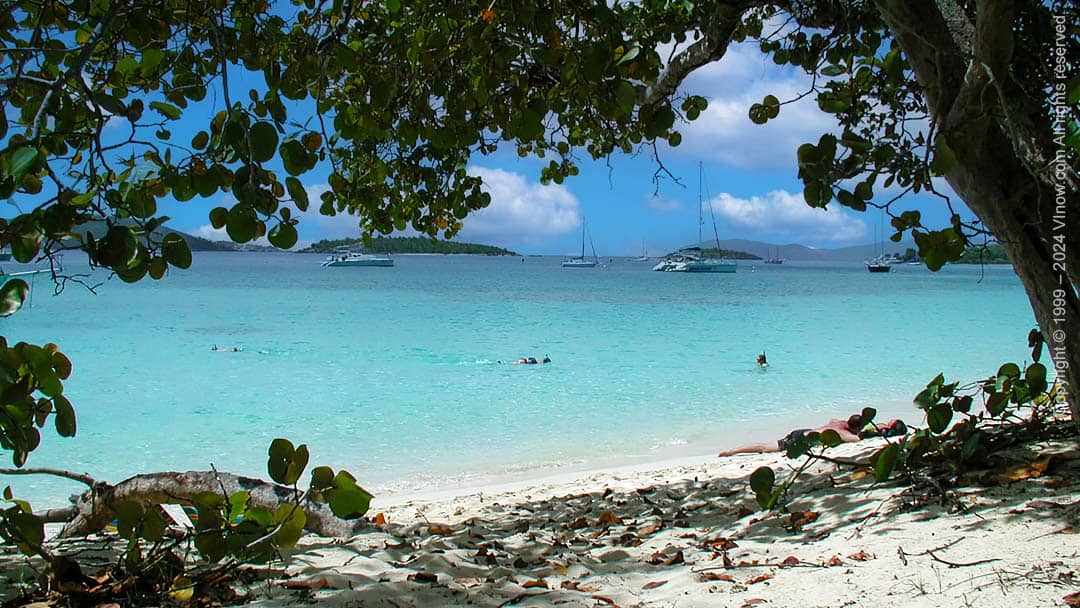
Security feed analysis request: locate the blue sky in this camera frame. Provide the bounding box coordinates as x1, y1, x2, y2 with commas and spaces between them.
59, 38, 974, 256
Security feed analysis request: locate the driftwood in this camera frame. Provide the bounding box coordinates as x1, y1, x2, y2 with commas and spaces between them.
1, 468, 369, 538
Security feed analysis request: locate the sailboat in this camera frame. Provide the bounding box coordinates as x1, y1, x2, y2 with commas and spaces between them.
562, 221, 599, 268
632, 240, 649, 261
865, 220, 891, 273
684, 162, 736, 273
763, 246, 784, 264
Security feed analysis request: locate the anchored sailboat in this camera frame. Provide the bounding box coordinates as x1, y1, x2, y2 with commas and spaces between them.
562, 221, 599, 268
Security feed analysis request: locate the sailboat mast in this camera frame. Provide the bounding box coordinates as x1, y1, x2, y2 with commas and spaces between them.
581, 222, 586, 259
698, 161, 703, 245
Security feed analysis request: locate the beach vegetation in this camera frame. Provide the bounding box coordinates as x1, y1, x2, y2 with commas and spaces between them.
954, 243, 1011, 265
748, 332, 1071, 512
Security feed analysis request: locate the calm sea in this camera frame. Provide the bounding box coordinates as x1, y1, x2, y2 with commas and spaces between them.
3, 253, 1036, 508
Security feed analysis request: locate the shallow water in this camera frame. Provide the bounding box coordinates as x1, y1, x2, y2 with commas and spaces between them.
3, 253, 1036, 507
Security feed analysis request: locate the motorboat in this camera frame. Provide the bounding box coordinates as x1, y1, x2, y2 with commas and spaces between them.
322, 251, 394, 267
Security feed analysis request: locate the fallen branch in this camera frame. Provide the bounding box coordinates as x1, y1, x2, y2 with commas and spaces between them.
0, 467, 98, 488
59, 470, 369, 538
897, 538, 1000, 568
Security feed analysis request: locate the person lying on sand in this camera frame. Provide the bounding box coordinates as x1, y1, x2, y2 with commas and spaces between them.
717, 415, 907, 457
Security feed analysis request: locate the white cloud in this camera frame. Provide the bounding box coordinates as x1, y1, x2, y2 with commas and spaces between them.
456, 166, 581, 246
646, 194, 682, 212
671, 43, 837, 171
709, 189, 868, 243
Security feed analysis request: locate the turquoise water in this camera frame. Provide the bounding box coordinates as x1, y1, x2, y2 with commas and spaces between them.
3, 253, 1036, 508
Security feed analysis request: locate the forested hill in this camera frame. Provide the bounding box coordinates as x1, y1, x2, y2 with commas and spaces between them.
300, 237, 519, 256
954, 244, 1011, 264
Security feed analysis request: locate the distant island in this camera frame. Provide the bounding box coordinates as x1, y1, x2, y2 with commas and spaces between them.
954, 243, 1010, 264
666, 247, 760, 260
300, 236, 519, 256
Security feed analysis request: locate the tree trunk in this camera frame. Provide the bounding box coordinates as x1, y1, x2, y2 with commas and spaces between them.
59, 471, 369, 538
875, 0, 1080, 420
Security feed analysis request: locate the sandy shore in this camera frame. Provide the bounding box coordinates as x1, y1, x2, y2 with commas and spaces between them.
232, 437, 1079, 608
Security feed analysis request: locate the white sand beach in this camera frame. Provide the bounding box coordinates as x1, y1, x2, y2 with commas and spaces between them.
242, 437, 1079, 608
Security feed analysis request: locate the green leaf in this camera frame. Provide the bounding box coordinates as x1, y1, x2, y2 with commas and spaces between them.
268, 222, 298, 249
161, 233, 192, 269
53, 395, 76, 437
285, 177, 309, 211
873, 444, 899, 482
4, 146, 40, 181
748, 466, 774, 496
326, 472, 373, 519
248, 122, 279, 163
615, 42, 640, 66
818, 429, 842, 447
192, 131, 210, 150
272, 504, 306, 547
986, 391, 1009, 417
1025, 362, 1048, 395
268, 438, 296, 485
280, 140, 309, 176
209, 206, 228, 229
927, 403, 952, 434
0, 279, 30, 317
115, 501, 145, 539
226, 205, 258, 243
195, 530, 227, 562
310, 466, 334, 492
997, 363, 1020, 379
149, 101, 182, 120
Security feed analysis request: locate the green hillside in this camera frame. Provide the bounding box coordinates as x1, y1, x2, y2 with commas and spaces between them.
955, 244, 1010, 264
301, 236, 518, 256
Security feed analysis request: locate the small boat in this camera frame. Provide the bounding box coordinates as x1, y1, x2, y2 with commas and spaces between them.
562, 222, 599, 268
632, 241, 650, 261
866, 255, 892, 273
322, 250, 394, 267
763, 247, 783, 264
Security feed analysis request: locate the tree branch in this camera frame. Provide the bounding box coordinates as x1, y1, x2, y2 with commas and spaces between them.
0, 467, 98, 488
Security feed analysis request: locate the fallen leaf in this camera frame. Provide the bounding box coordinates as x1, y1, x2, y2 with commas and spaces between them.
847, 550, 875, 561
281, 577, 331, 590
779, 555, 799, 567
408, 572, 438, 584
569, 516, 589, 529
741, 599, 768, 607
699, 572, 735, 582
598, 511, 624, 526
522, 578, 549, 589
454, 577, 483, 588
705, 538, 738, 551
642, 580, 668, 590
372, 512, 387, 525
851, 468, 871, 480
646, 549, 684, 566
636, 485, 656, 494
825, 555, 844, 567
427, 524, 454, 535
787, 511, 819, 530
1064, 591, 1080, 607
602, 487, 614, 498
637, 522, 662, 537
746, 574, 773, 585
992, 456, 1054, 484
736, 506, 754, 519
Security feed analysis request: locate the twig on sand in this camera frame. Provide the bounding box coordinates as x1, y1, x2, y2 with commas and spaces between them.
898, 538, 1000, 568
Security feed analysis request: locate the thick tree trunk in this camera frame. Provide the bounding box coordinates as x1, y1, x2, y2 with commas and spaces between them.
876, 0, 1080, 420
59, 471, 369, 538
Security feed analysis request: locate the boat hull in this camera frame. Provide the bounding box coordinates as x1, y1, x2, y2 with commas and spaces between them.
866, 264, 891, 273
561, 260, 597, 268
684, 260, 737, 273
324, 258, 394, 267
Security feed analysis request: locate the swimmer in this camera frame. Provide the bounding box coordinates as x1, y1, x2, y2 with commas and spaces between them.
756, 352, 768, 368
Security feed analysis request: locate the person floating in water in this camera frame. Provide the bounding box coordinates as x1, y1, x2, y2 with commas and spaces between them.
511, 355, 551, 365
717, 415, 908, 457
212, 345, 242, 352
756, 352, 768, 368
